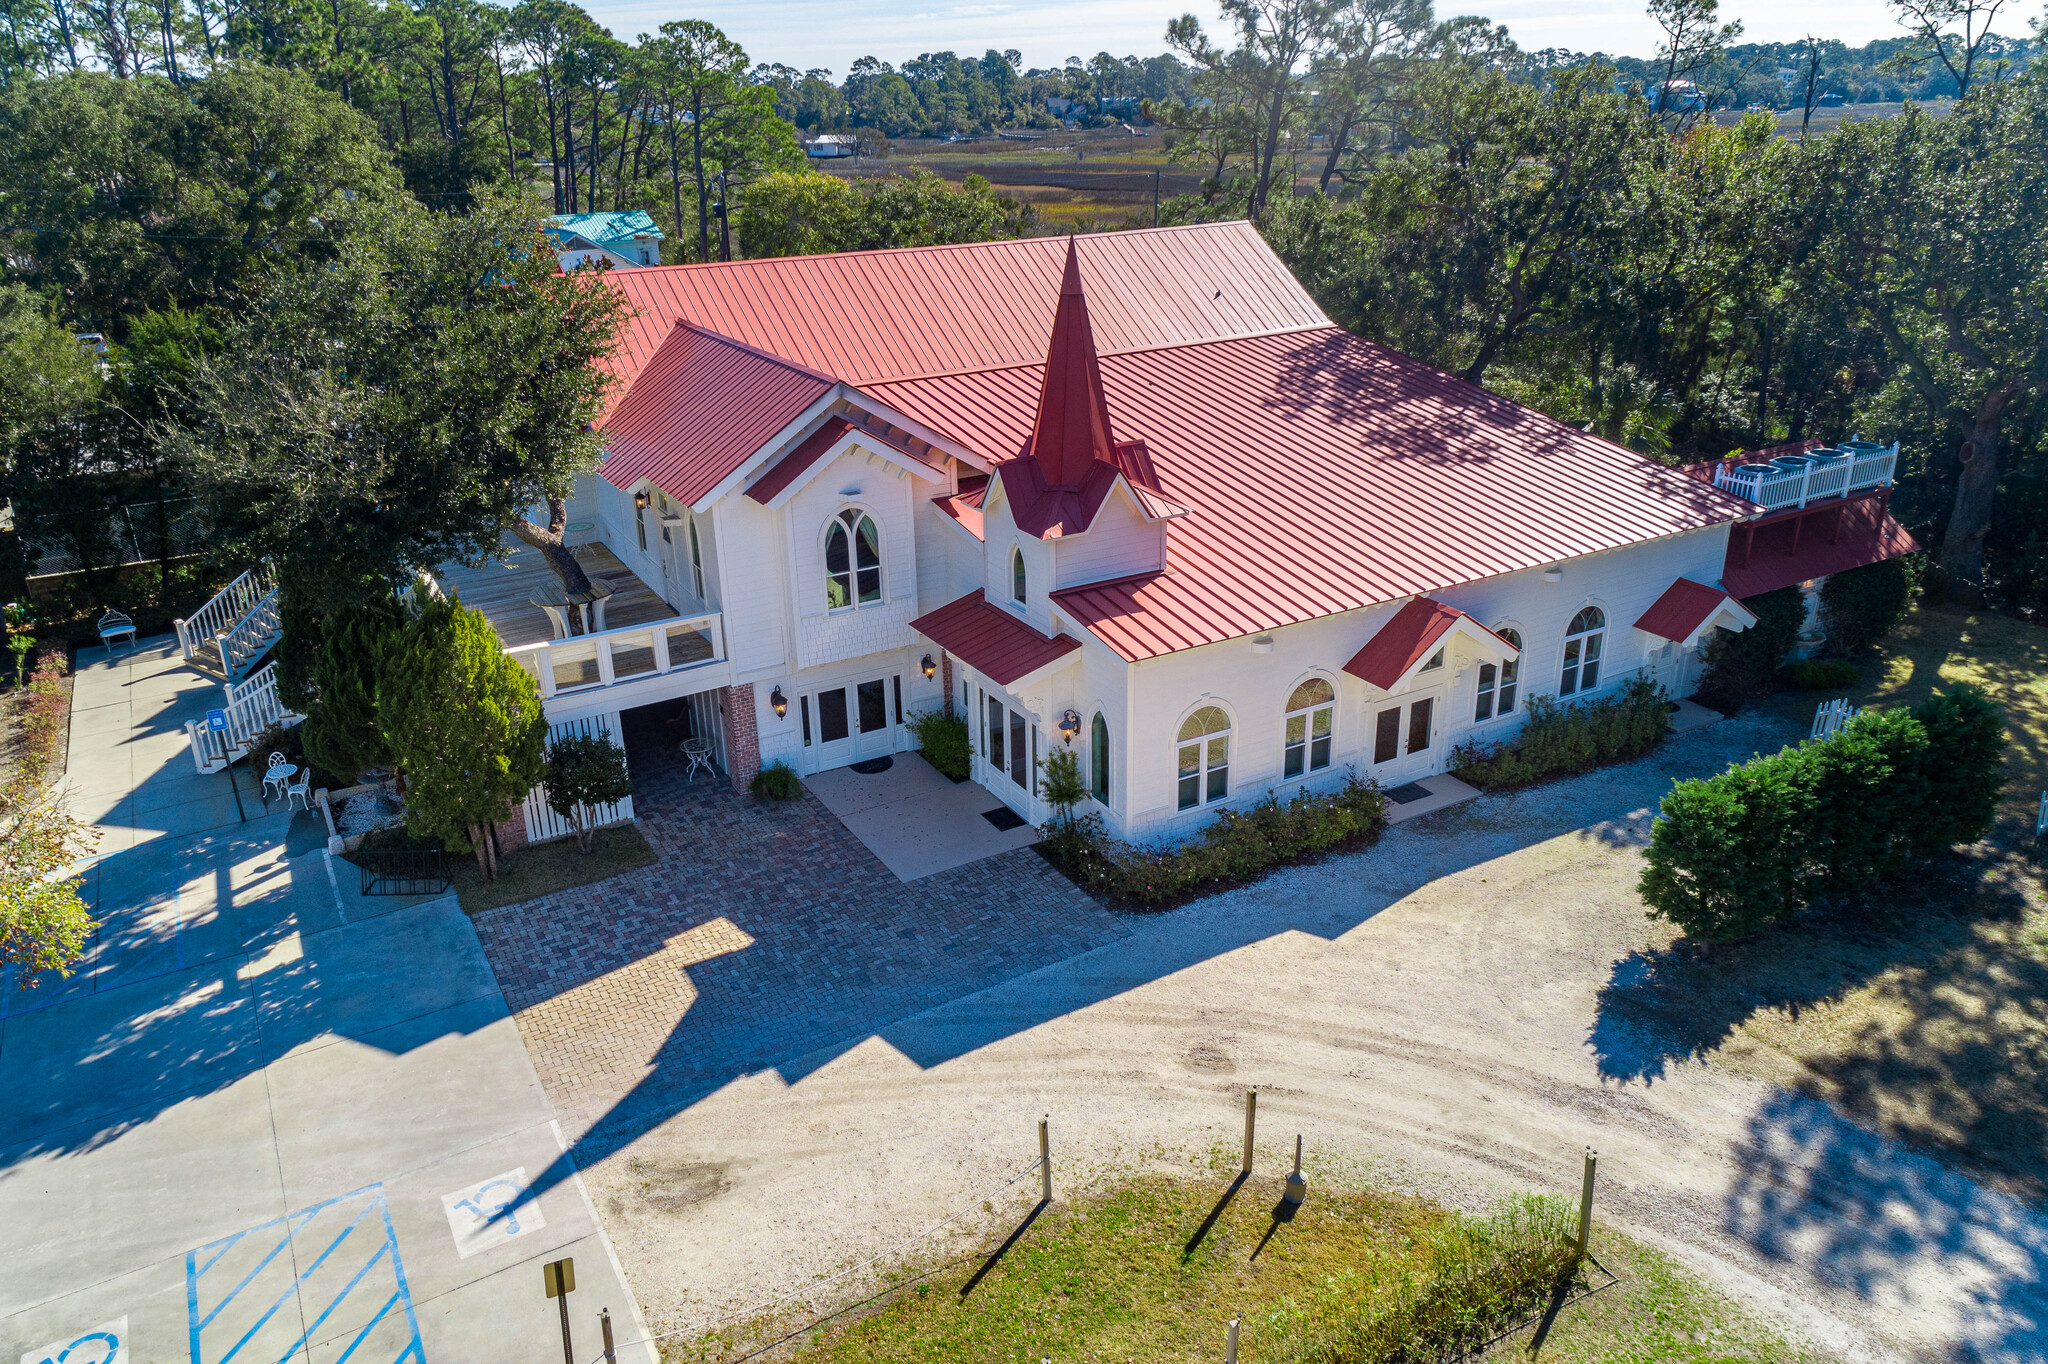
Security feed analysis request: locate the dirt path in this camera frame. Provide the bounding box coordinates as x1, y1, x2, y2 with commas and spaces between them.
578, 709, 2048, 1364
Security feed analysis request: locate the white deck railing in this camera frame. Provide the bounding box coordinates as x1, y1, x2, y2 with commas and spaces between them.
506, 611, 726, 700
1714, 441, 1898, 512
184, 661, 306, 774
175, 561, 276, 662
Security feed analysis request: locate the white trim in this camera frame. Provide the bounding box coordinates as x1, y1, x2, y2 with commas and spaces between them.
757, 428, 944, 511
688, 385, 853, 513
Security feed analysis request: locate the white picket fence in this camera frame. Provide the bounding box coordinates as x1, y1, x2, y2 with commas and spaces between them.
183, 661, 305, 774
174, 560, 282, 679
520, 711, 634, 843
1811, 697, 1861, 740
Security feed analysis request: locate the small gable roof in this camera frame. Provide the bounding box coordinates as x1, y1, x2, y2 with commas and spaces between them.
1635, 578, 1754, 645
910, 589, 1081, 687
1343, 598, 1517, 691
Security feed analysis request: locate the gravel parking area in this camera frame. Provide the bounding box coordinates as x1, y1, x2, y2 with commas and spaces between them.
484, 710, 2048, 1364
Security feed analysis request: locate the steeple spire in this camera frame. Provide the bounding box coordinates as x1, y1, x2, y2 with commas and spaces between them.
1025, 237, 1117, 489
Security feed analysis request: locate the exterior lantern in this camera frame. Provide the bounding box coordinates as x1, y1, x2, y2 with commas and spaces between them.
634, 490, 651, 509
921, 654, 936, 679
770, 685, 788, 718
1058, 708, 1081, 743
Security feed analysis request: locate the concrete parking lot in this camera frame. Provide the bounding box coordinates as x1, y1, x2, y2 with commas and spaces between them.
1, 641, 652, 1364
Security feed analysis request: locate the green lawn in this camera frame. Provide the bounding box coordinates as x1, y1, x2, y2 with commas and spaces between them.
452, 822, 658, 914
681, 1168, 1816, 1364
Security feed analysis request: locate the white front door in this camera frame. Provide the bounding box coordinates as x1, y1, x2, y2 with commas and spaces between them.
807, 674, 900, 770
978, 690, 1037, 819
657, 521, 680, 609
1367, 687, 1443, 787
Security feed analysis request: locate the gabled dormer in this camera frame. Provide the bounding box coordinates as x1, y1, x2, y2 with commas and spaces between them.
988, 238, 1187, 621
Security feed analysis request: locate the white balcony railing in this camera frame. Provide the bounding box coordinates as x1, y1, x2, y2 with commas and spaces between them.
1714, 440, 1898, 512
506, 611, 725, 700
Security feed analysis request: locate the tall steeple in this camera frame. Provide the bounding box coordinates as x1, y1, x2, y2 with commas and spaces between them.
1025, 237, 1117, 490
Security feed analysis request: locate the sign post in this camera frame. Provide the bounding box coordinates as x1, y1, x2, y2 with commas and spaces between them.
206, 709, 245, 822
542, 1257, 576, 1364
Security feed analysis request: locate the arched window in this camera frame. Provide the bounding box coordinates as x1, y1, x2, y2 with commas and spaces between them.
1559, 608, 1604, 696
1283, 678, 1335, 779
1011, 546, 1027, 604
1176, 706, 1231, 811
1090, 712, 1110, 805
825, 510, 881, 610
1474, 628, 1521, 721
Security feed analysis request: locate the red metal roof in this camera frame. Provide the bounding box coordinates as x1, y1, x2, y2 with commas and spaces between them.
598, 322, 833, 505
932, 476, 989, 540
909, 589, 1081, 686
1341, 597, 1515, 689
746, 416, 849, 505
875, 328, 1757, 661
1720, 495, 1919, 598
598, 222, 1328, 396
1635, 578, 1739, 643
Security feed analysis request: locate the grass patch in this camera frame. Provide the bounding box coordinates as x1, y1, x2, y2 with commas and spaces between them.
1607, 600, 2048, 1202
685, 1171, 1813, 1364
452, 822, 658, 914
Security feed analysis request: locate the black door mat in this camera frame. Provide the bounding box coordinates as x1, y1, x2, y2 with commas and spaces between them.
981, 805, 1028, 831
1383, 781, 1435, 805
849, 756, 895, 775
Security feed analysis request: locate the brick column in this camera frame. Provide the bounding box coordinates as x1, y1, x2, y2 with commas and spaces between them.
940, 652, 954, 717
724, 682, 761, 794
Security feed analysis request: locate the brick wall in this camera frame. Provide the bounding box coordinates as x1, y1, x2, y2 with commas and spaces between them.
724, 681, 761, 793
941, 652, 954, 717
494, 812, 530, 854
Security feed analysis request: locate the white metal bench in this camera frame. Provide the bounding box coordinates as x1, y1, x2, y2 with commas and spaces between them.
97, 609, 137, 650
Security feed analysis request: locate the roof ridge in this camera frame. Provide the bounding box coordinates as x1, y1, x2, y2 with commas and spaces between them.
862, 322, 1342, 389
607, 219, 1255, 278
668, 317, 843, 387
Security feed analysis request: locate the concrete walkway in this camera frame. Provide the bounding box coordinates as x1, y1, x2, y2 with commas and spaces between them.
804, 754, 1043, 881
1, 643, 655, 1364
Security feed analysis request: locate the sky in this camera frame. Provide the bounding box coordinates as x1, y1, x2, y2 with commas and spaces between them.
572, 0, 1966, 74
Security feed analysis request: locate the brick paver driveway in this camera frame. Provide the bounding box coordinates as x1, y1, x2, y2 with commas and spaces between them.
471, 725, 1126, 1155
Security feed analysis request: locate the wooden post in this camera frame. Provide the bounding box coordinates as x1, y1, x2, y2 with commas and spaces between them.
1574, 1147, 1597, 1260
1241, 1089, 1257, 1174
1039, 1115, 1052, 1204
1224, 1314, 1241, 1363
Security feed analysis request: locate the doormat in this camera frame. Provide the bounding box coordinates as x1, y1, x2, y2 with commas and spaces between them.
849, 756, 895, 775
1383, 781, 1435, 805
981, 805, 1028, 831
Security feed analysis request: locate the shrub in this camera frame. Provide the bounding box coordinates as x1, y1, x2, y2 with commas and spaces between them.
1640, 685, 2006, 942
1695, 585, 1804, 711
301, 596, 401, 783
1038, 744, 1087, 828
906, 708, 970, 779
1450, 676, 1669, 791
750, 760, 801, 800
1787, 658, 1858, 690
1821, 555, 1919, 654
17, 650, 69, 781
1044, 776, 1388, 909
543, 731, 633, 854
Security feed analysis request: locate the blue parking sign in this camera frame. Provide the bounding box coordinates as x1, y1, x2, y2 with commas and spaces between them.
206, 708, 228, 732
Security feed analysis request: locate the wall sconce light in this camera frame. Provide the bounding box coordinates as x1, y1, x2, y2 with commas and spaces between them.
921, 654, 936, 679
1541, 566, 1563, 583
1058, 708, 1081, 743
770, 685, 788, 719
633, 490, 650, 509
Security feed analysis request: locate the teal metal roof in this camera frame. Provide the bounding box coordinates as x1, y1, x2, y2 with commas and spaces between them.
544, 210, 664, 250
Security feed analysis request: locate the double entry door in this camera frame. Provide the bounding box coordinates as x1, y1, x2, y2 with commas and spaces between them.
806, 673, 901, 770
1368, 687, 1442, 786
978, 689, 1038, 819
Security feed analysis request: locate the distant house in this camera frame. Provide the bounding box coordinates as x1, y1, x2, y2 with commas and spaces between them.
806, 135, 858, 159
544, 211, 665, 270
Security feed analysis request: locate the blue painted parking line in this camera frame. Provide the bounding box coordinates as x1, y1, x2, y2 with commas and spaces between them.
185, 1183, 424, 1364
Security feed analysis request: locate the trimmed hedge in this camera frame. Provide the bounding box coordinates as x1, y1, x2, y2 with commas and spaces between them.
1821, 555, 1919, 654
750, 760, 801, 800
906, 708, 970, 779
1640, 684, 2005, 942
1449, 676, 1669, 791
1043, 776, 1388, 910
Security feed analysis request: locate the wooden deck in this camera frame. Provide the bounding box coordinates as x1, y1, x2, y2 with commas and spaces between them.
437, 537, 678, 650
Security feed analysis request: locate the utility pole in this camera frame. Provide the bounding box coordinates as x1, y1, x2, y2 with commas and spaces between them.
1153, 168, 1160, 228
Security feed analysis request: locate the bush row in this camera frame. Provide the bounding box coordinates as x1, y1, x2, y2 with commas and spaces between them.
1449, 676, 1670, 792
1041, 776, 1388, 910
1640, 685, 2005, 942
1270, 1196, 1578, 1364
16, 651, 69, 782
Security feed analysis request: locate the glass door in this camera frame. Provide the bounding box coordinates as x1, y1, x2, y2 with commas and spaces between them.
854, 677, 894, 760
1369, 690, 1441, 785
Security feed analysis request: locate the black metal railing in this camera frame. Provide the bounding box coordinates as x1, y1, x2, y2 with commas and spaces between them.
358, 847, 450, 896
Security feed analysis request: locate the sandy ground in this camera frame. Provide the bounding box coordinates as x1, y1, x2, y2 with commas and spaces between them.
579, 708, 2048, 1364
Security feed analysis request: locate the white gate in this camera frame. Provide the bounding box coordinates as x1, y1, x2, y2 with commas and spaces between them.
522, 711, 635, 843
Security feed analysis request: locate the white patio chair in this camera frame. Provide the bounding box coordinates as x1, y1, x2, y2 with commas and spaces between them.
284, 769, 312, 811
97, 609, 137, 650
585, 596, 610, 633
536, 602, 572, 640
262, 752, 291, 800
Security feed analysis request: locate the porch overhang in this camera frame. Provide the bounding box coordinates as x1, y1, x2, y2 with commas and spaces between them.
911, 589, 1081, 688
1634, 578, 1756, 649
1343, 597, 1518, 692
1719, 493, 1919, 598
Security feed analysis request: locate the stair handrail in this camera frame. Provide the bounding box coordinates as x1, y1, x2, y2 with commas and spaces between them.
216, 584, 282, 679
175, 560, 276, 662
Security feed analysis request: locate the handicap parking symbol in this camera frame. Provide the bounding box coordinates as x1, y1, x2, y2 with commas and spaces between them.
441, 1168, 546, 1259
20, 1317, 127, 1364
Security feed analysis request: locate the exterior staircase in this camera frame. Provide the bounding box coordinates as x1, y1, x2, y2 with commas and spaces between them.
175, 560, 281, 680
184, 660, 307, 775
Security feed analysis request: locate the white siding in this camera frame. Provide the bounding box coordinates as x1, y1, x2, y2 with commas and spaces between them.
1051, 486, 1166, 588
713, 493, 792, 685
